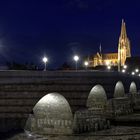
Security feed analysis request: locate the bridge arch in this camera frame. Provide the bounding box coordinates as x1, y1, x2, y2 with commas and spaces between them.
114, 81, 125, 98
129, 81, 137, 94
25, 92, 73, 134
87, 84, 107, 109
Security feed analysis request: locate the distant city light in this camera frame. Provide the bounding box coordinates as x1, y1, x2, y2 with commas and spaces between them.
84, 61, 89, 70
122, 69, 125, 73
107, 66, 111, 70
139, 74, 140, 77
73, 55, 79, 62
73, 55, 79, 71
42, 56, 48, 71
123, 65, 127, 69
42, 57, 48, 63
135, 69, 139, 73
106, 61, 110, 66
84, 61, 88, 66
131, 72, 135, 75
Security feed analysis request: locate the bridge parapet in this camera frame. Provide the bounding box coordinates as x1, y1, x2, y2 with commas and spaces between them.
0, 71, 140, 133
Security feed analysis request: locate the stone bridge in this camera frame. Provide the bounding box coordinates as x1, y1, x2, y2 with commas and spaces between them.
0, 70, 140, 133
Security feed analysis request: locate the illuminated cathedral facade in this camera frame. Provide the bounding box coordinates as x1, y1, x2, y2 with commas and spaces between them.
87, 20, 131, 68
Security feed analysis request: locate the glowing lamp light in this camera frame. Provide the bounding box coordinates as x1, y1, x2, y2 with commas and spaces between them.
106, 61, 110, 66
139, 74, 140, 77
123, 65, 127, 69
122, 69, 125, 73
135, 69, 139, 73
42, 57, 48, 63
73, 55, 79, 71
107, 66, 111, 70
42, 56, 48, 71
84, 61, 88, 66
84, 61, 89, 70
73, 55, 79, 62
132, 72, 135, 75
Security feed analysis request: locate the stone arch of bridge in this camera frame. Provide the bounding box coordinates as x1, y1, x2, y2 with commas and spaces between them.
86, 84, 107, 109
25, 92, 73, 134
129, 81, 137, 94
114, 81, 125, 98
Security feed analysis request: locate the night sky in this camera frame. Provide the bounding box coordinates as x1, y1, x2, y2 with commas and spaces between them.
0, 0, 139, 68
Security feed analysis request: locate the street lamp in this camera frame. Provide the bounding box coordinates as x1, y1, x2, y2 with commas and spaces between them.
106, 61, 110, 66
73, 55, 79, 71
135, 69, 139, 73
84, 61, 89, 70
107, 65, 111, 70
123, 65, 127, 69
131, 72, 135, 75
122, 69, 126, 73
42, 56, 48, 71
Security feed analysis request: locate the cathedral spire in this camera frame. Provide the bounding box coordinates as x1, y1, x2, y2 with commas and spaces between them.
99, 43, 102, 55
120, 19, 127, 38
118, 19, 131, 71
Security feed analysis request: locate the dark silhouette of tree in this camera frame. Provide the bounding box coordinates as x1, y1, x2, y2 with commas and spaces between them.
58, 62, 72, 70
6, 61, 38, 70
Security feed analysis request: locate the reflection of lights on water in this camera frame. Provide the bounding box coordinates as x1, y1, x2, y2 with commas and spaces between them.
28, 133, 32, 137
25, 130, 32, 137
25, 130, 33, 137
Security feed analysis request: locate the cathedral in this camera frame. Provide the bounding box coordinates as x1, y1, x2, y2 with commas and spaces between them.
87, 20, 131, 69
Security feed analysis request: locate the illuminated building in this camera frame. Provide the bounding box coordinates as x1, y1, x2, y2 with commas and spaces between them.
87, 20, 131, 69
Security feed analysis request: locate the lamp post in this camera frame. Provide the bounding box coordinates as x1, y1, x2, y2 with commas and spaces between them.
135, 69, 139, 73
73, 55, 79, 71
123, 65, 127, 69
118, 45, 122, 72
122, 69, 126, 73
42, 56, 48, 71
84, 61, 89, 70
107, 65, 111, 71
132, 72, 135, 75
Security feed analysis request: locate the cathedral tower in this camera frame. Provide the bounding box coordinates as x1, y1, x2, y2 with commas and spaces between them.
118, 19, 131, 71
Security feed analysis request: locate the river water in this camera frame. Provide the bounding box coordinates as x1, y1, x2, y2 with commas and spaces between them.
4, 126, 140, 140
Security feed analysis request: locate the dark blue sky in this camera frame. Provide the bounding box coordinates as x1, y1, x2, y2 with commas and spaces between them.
0, 0, 139, 68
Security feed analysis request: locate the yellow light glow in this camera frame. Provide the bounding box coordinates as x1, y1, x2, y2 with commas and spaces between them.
84, 61, 89, 66
107, 66, 111, 70
123, 65, 127, 69
106, 61, 110, 66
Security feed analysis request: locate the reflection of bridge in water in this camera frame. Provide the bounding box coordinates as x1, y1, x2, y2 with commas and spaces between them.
1, 70, 140, 136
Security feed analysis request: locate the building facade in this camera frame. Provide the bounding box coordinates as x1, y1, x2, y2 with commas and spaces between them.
88, 20, 131, 68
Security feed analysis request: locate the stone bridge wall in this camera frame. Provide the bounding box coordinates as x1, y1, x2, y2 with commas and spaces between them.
0, 70, 140, 132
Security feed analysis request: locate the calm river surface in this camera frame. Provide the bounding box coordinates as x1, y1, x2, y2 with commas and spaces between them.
4, 126, 140, 140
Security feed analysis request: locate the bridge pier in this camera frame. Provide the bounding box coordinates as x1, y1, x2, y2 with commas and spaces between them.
0, 70, 139, 133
